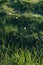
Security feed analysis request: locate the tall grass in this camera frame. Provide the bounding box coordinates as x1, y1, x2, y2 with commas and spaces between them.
0, 46, 43, 65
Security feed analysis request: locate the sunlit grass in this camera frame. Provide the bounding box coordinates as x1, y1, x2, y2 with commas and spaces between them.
23, 12, 43, 18
0, 47, 43, 65
4, 25, 18, 33
21, 0, 40, 3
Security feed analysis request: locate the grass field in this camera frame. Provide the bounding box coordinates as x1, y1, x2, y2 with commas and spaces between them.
0, 0, 43, 65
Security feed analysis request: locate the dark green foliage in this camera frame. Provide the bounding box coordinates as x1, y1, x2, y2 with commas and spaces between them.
0, 0, 43, 65
0, 0, 43, 49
